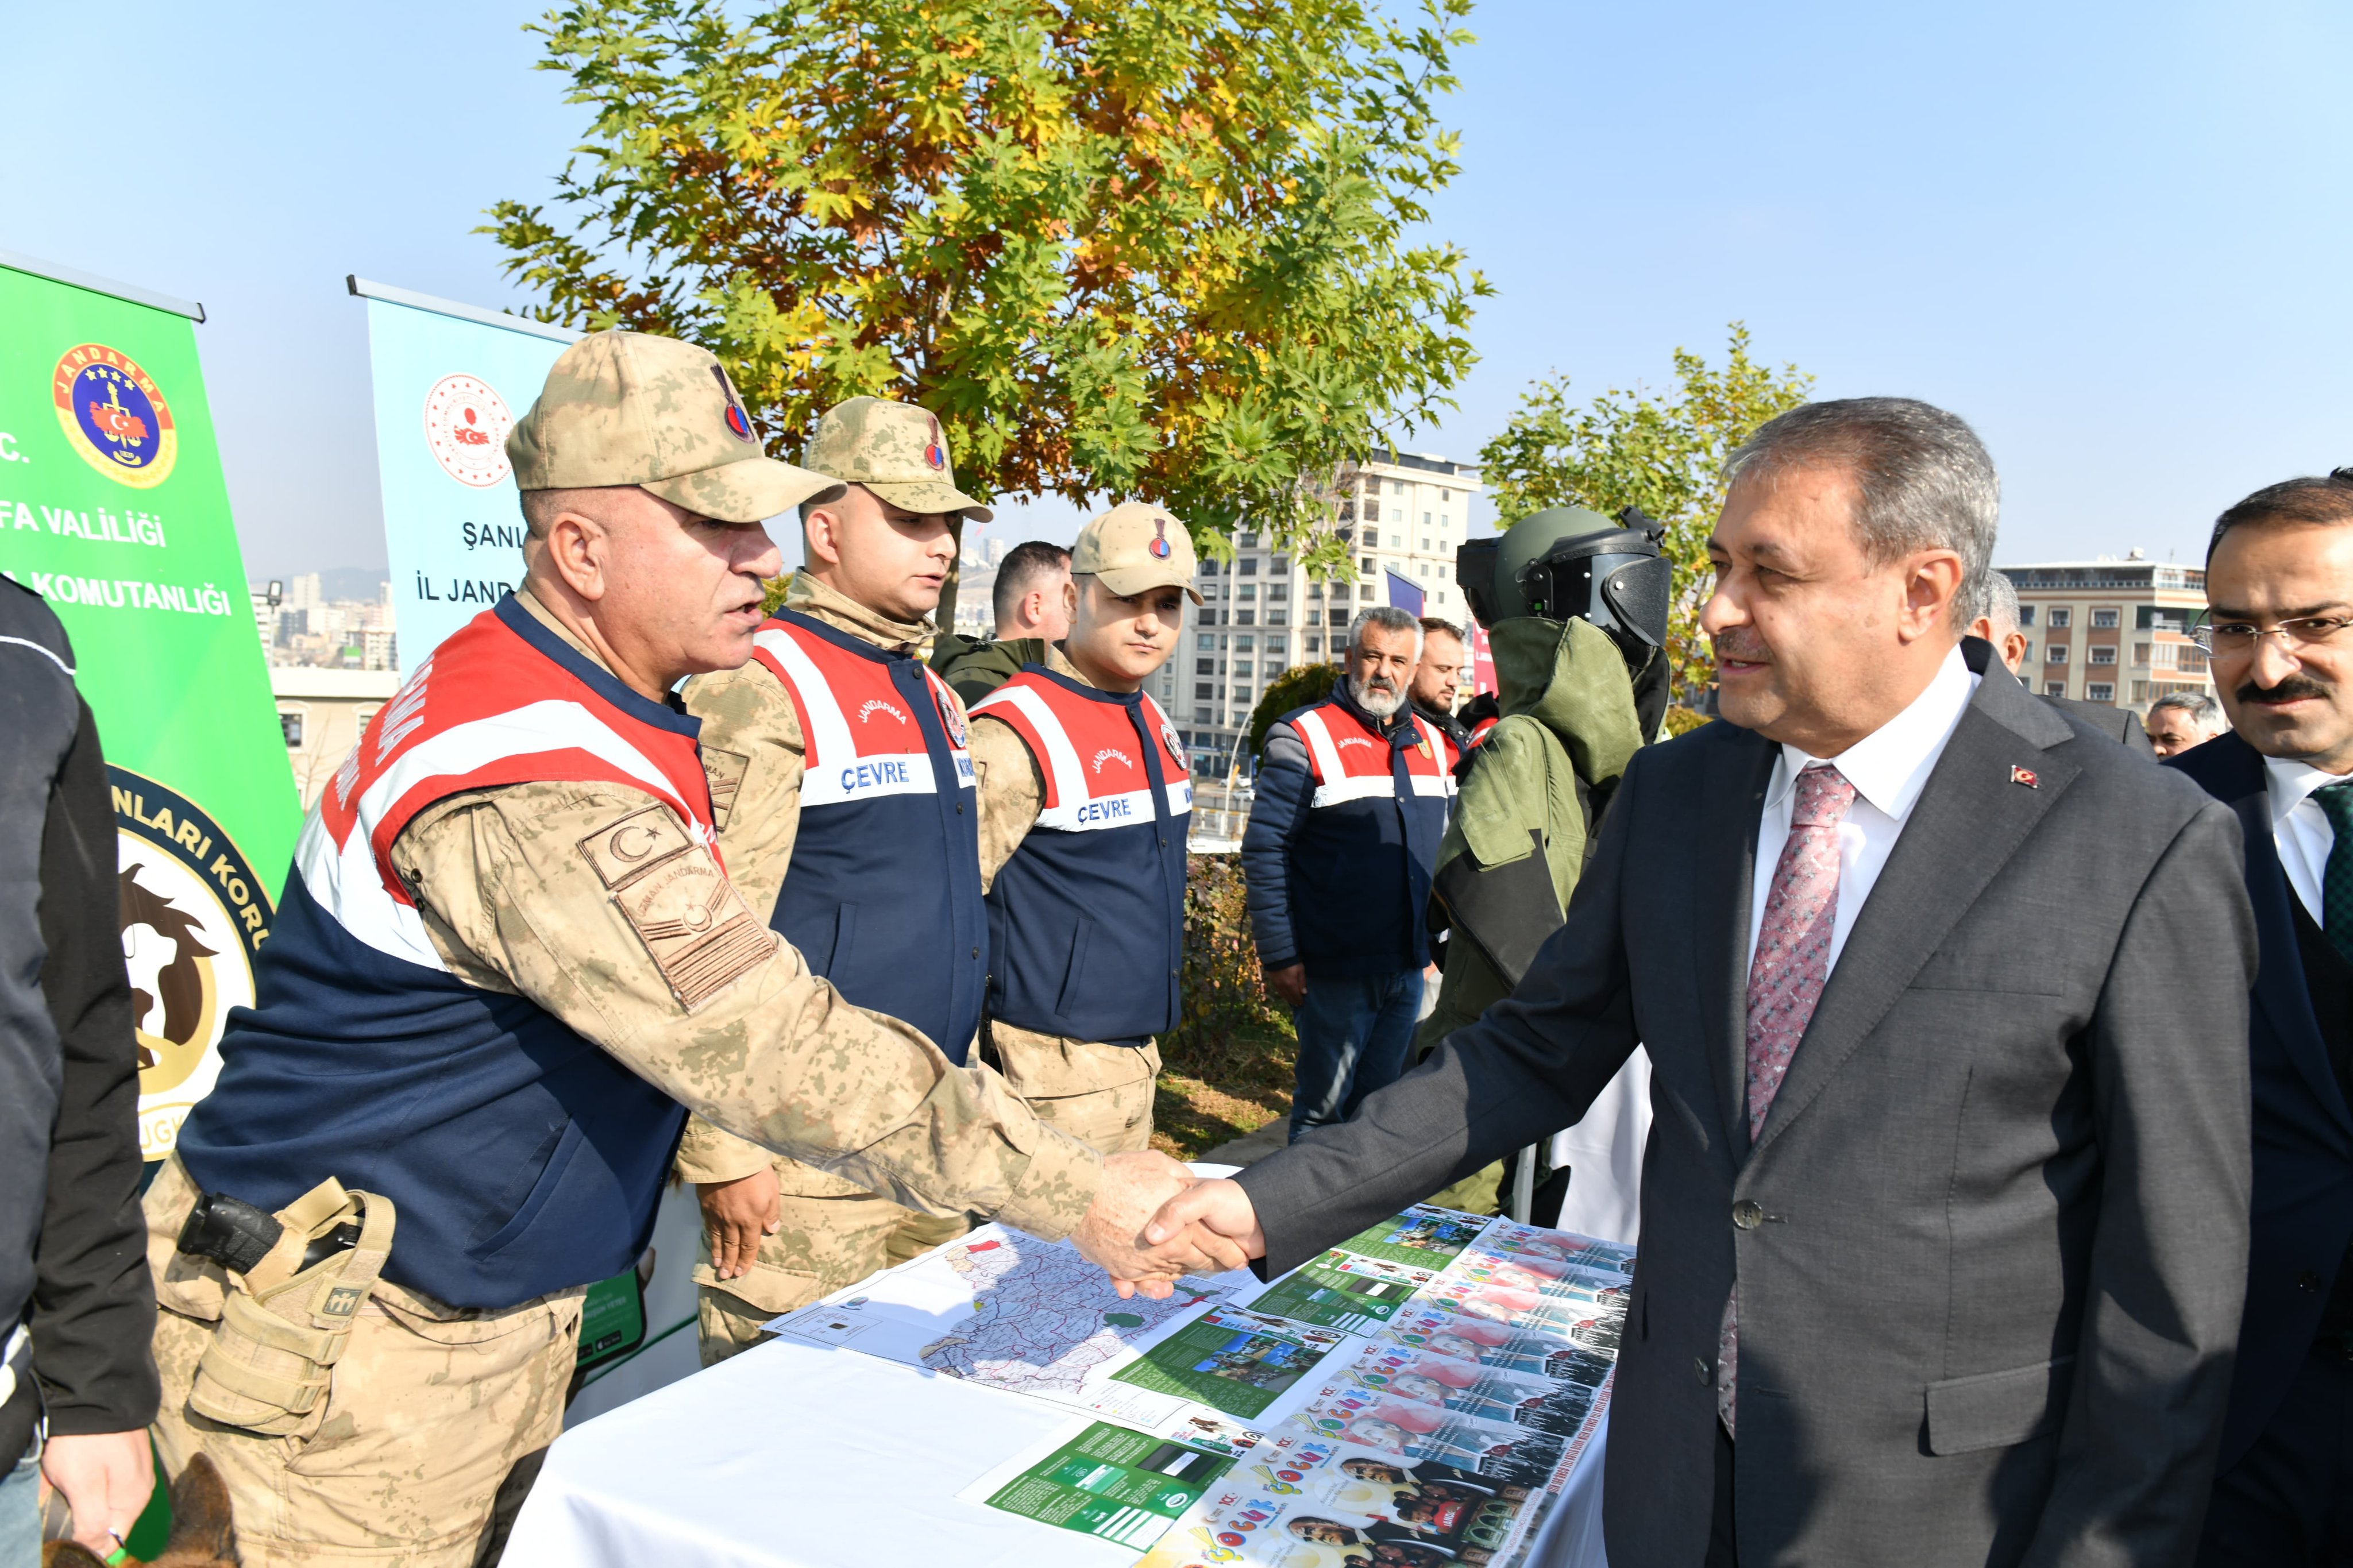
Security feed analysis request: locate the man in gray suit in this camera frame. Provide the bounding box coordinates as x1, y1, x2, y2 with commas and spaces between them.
1139, 398, 2256, 1566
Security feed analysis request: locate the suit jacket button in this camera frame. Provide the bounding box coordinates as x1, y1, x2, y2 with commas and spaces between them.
2298, 1270, 2323, 1292
1732, 1200, 1764, 1230
1694, 1357, 1711, 1385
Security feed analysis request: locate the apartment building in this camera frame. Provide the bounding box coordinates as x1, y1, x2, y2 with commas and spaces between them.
1155, 450, 1481, 770
1996, 551, 2211, 713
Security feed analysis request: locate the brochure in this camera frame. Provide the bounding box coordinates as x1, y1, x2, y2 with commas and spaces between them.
959, 1418, 1248, 1550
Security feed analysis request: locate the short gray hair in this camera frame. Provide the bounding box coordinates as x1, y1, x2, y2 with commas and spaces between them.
1727, 397, 1999, 624
2147, 690, 2224, 731
1961, 567, 2020, 636
1348, 604, 1424, 660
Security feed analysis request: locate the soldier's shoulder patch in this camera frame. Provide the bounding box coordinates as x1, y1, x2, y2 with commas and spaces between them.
701, 747, 750, 830
579, 805, 774, 1010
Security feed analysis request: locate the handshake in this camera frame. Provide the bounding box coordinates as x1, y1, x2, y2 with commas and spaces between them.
1067, 1151, 1271, 1299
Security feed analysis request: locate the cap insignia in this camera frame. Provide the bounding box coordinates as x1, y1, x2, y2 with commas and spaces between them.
924, 414, 947, 472
711, 365, 755, 443
1150, 515, 1173, 559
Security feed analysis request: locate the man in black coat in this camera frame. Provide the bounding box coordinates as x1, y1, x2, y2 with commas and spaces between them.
1135, 399, 2255, 1566
2168, 470, 2353, 1564
0, 578, 160, 1559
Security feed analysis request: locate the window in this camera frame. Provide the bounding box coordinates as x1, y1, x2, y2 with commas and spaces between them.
1267, 609, 1289, 625
1237, 558, 1257, 576
2091, 608, 2118, 628
2044, 682, 2065, 697
2047, 644, 2069, 663
2018, 604, 2036, 627
2087, 682, 2115, 702
1195, 633, 1213, 648
1237, 533, 1258, 548
1421, 537, 1430, 551
1329, 608, 1349, 627
1194, 706, 1213, 723
1196, 658, 1214, 675
1308, 582, 1324, 599
2046, 607, 2071, 628
2021, 641, 2034, 663
1417, 563, 1430, 578
1271, 555, 1289, 573
1390, 508, 1403, 523
1237, 584, 1256, 600
1305, 635, 1322, 653
2131, 642, 2151, 666
1194, 683, 1214, 700
278, 707, 306, 748
1236, 610, 1255, 626
1359, 584, 1375, 601
1423, 512, 1432, 527
1235, 635, 1255, 650
1440, 514, 1449, 529
1198, 558, 1219, 576
1266, 635, 1288, 651
1234, 661, 1254, 678
1361, 557, 1376, 575
1388, 534, 1401, 549
1268, 584, 1289, 601
2088, 645, 2115, 665
1392, 480, 1405, 495
1266, 659, 1287, 677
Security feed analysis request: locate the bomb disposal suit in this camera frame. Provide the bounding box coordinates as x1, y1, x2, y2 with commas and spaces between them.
964, 501, 1206, 1153
1415, 507, 1670, 1218
142, 335, 1100, 1568
673, 396, 1006, 1364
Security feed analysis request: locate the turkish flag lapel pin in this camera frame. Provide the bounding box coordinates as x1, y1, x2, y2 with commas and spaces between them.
2010, 764, 2039, 789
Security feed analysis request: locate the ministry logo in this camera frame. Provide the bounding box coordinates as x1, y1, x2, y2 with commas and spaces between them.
52, 343, 178, 488
423, 373, 515, 487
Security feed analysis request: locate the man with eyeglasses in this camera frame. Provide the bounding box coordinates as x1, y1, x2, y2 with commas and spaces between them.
2169, 468, 2353, 1565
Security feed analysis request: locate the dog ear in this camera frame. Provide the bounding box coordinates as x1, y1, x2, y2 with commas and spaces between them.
43, 1543, 117, 1568
160, 1451, 238, 1563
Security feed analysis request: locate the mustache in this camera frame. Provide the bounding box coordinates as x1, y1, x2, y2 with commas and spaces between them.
1711, 631, 1769, 663
2238, 674, 2334, 706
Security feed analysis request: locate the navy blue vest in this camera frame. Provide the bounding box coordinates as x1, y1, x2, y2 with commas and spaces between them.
749, 611, 986, 1063
971, 669, 1191, 1043
176, 598, 703, 1310
1282, 694, 1457, 973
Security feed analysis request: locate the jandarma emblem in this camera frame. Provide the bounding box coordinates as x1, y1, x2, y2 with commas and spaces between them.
53, 343, 178, 488
1150, 516, 1174, 559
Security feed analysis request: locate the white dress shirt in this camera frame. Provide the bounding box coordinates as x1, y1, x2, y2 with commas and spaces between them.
1745, 645, 1981, 978
2262, 754, 2353, 924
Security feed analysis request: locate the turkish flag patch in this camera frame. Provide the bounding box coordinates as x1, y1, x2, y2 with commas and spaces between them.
2010, 764, 2039, 789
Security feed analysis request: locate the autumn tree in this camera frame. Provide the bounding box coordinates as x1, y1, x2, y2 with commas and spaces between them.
1476, 323, 1812, 698
488, 0, 1486, 584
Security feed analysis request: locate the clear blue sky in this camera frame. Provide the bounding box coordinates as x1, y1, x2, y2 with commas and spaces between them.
5, 2, 2346, 579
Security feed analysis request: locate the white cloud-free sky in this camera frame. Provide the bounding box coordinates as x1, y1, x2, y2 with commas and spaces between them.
5, 2, 2346, 576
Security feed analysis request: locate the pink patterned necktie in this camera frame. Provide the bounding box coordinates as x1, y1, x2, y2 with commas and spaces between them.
1719, 762, 1857, 1435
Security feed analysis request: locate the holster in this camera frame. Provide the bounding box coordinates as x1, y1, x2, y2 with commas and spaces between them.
186, 1177, 398, 1438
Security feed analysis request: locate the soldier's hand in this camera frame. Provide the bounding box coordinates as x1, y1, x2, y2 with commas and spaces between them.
1071, 1151, 1252, 1299
699, 1167, 782, 1279
1263, 961, 1307, 1009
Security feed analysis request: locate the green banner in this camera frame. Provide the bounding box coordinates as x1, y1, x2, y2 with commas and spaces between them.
0, 258, 297, 1161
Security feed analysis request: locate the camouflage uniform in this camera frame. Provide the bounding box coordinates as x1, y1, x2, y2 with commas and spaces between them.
678, 396, 1002, 1365
969, 642, 1164, 1155
143, 337, 1102, 1567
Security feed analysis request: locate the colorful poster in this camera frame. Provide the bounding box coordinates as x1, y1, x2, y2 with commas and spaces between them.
958, 1419, 1243, 1549
0, 256, 298, 1161
352, 278, 576, 670
1330, 1206, 1493, 1269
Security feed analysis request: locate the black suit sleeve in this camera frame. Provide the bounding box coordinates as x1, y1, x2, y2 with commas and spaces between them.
30, 698, 160, 1436
2023, 799, 2251, 1566
1237, 748, 1646, 1273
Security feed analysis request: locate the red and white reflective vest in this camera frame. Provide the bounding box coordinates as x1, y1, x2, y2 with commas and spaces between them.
971, 667, 1191, 1042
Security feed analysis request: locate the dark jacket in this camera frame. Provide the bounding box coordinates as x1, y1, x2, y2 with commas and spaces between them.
2167, 729, 2353, 1473
1238, 645, 2255, 1567
0, 580, 159, 1469
931, 634, 1048, 708
2046, 694, 2155, 753
1244, 677, 1449, 977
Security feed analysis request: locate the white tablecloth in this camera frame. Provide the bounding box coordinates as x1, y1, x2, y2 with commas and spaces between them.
504, 1322, 1610, 1568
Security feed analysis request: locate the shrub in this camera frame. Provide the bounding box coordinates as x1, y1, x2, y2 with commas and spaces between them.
1167, 853, 1291, 1082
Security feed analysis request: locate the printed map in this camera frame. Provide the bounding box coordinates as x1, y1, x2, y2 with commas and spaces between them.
915, 1233, 1225, 1397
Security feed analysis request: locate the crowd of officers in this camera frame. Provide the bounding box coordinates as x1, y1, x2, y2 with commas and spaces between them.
92, 330, 1252, 1566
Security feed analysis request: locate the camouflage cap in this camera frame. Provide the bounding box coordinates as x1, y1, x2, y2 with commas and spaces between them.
1071, 501, 1202, 603
803, 396, 992, 521
506, 331, 839, 523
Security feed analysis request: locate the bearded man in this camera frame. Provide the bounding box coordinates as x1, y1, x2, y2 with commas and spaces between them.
1243, 605, 1460, 1141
